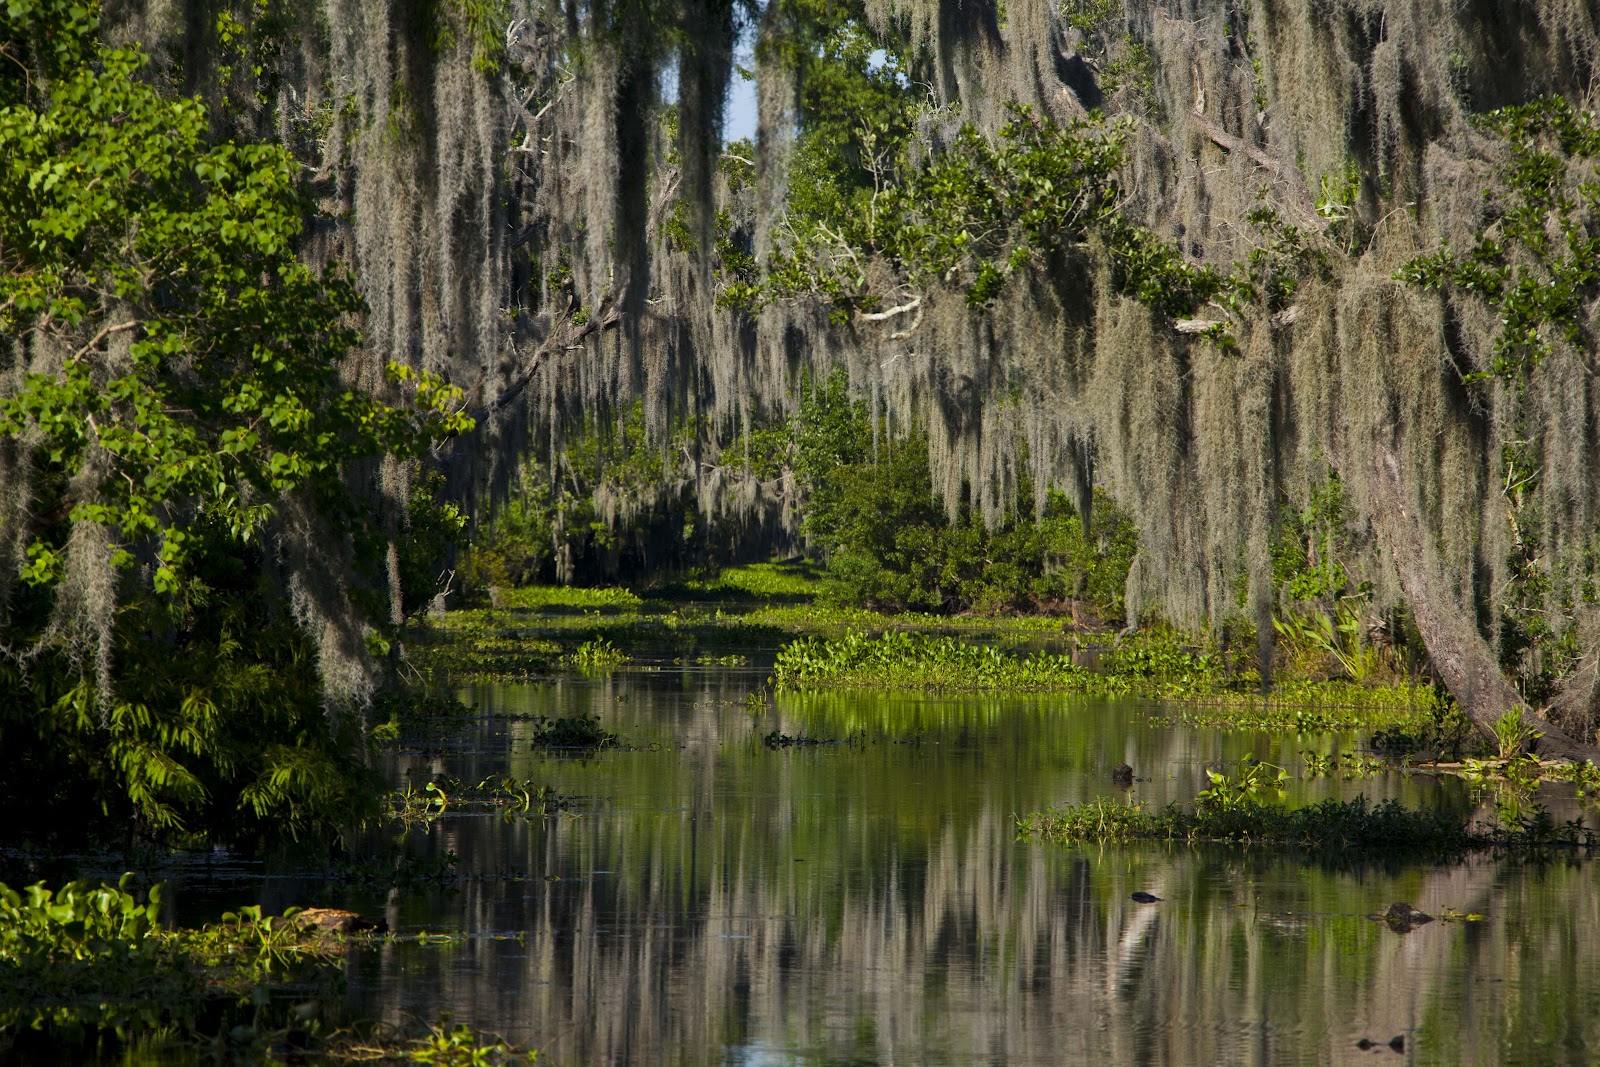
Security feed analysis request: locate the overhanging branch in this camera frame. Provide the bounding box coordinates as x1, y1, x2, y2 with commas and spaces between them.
456, 306, 622, 431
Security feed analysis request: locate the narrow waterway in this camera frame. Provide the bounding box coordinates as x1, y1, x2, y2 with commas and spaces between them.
205, 659, 1600, 1066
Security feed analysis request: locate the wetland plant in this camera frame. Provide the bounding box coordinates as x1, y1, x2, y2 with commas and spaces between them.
564, 637, 629, 669
410, 1020, 539, 1065
1020, 790, 1596, 852
0, 876, 349, 1052
530, 713, 618, 749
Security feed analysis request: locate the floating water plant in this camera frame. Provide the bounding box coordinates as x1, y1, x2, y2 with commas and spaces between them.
0, 876, 349, 1048
565, 637, 629, 669
771, 631, 1445, 733
1019, 793, 1596, 853
530, 714, 618, 750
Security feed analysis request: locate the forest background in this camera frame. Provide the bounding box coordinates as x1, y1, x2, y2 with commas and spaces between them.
4, 0, 1600, 846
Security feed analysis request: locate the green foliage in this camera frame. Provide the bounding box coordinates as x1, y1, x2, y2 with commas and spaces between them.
1370, 701, 1481, 761
0, 2, 469, 848
0, 874, 161, 969
388, 774, 572, 828
1, 546, 384, 845
0, 10, 471, 598
1274, 606, 1381, 682
791, 370, 1139, 618
775, 629, 1444, 730
769, 102, 1220, 317
1061, 0, 1118, 34
1100, 630, 1221, 687
427, 0, 513, 75
1492, 706, 1543, 760
1401, 96, 1600, 385
1195, 755, 1288, 811
1018, 794, 1536, 852
411, 1021, 538, 1065
676, 561, 823, 602
1399, 96, 1600, 704
396, 471, 471, 617
1101, 39, 1157, 109
498, 585, 645, 610
771, 629, 1099, 692
461, 402, 718, 590
1271, 468, 1356, 603
0, 875, 348, 1048
746, 0, 1219, 321
565, 636, 628, 668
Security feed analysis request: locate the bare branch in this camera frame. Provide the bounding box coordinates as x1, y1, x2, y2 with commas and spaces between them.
857, 295, 922, 322
458, 306, 623, 428
1189, 110, 1328, 234
70, 321, 139, 364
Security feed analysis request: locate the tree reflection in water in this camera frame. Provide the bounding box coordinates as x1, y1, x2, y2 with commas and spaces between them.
301, 669, 1597, 1066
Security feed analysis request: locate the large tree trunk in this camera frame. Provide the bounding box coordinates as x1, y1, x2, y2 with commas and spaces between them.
1368, 444, 1597, 762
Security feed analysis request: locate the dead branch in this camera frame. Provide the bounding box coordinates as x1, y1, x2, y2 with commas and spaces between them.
459, 306, 622, 428
1189, 111, 1328, 234
69, 321, 139, 364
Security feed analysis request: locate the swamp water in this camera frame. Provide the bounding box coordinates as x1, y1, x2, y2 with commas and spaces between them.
73, 658, 1600, 1065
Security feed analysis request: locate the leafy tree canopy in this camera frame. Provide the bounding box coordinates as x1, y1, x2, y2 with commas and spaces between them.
0, 0, 471, 599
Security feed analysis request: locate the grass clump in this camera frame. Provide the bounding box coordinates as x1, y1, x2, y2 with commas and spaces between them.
563, 636, 628, 669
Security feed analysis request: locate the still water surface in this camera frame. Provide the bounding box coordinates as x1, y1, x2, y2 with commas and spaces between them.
217, 663, 1600, 1065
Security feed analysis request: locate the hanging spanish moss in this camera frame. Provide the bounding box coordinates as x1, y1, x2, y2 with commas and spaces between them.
22, 0, 1599, 751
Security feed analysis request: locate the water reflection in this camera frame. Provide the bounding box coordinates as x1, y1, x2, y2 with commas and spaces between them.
316, 669, 1598, 1065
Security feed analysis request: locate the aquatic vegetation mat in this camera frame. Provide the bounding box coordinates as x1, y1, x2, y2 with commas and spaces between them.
772, 630, 1440, 725
1018, 795, 1597, 853
0, 876, 346, 1053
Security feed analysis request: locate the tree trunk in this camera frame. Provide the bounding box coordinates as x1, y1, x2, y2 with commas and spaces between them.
1368, 444, 1597, 762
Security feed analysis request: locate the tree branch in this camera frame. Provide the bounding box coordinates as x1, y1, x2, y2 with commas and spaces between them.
1189, 111, 1328, 234
457, 307, 622, 429
856, 295, 922, 322
1369, 442, 1596, 760
70, 321, 139, 364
